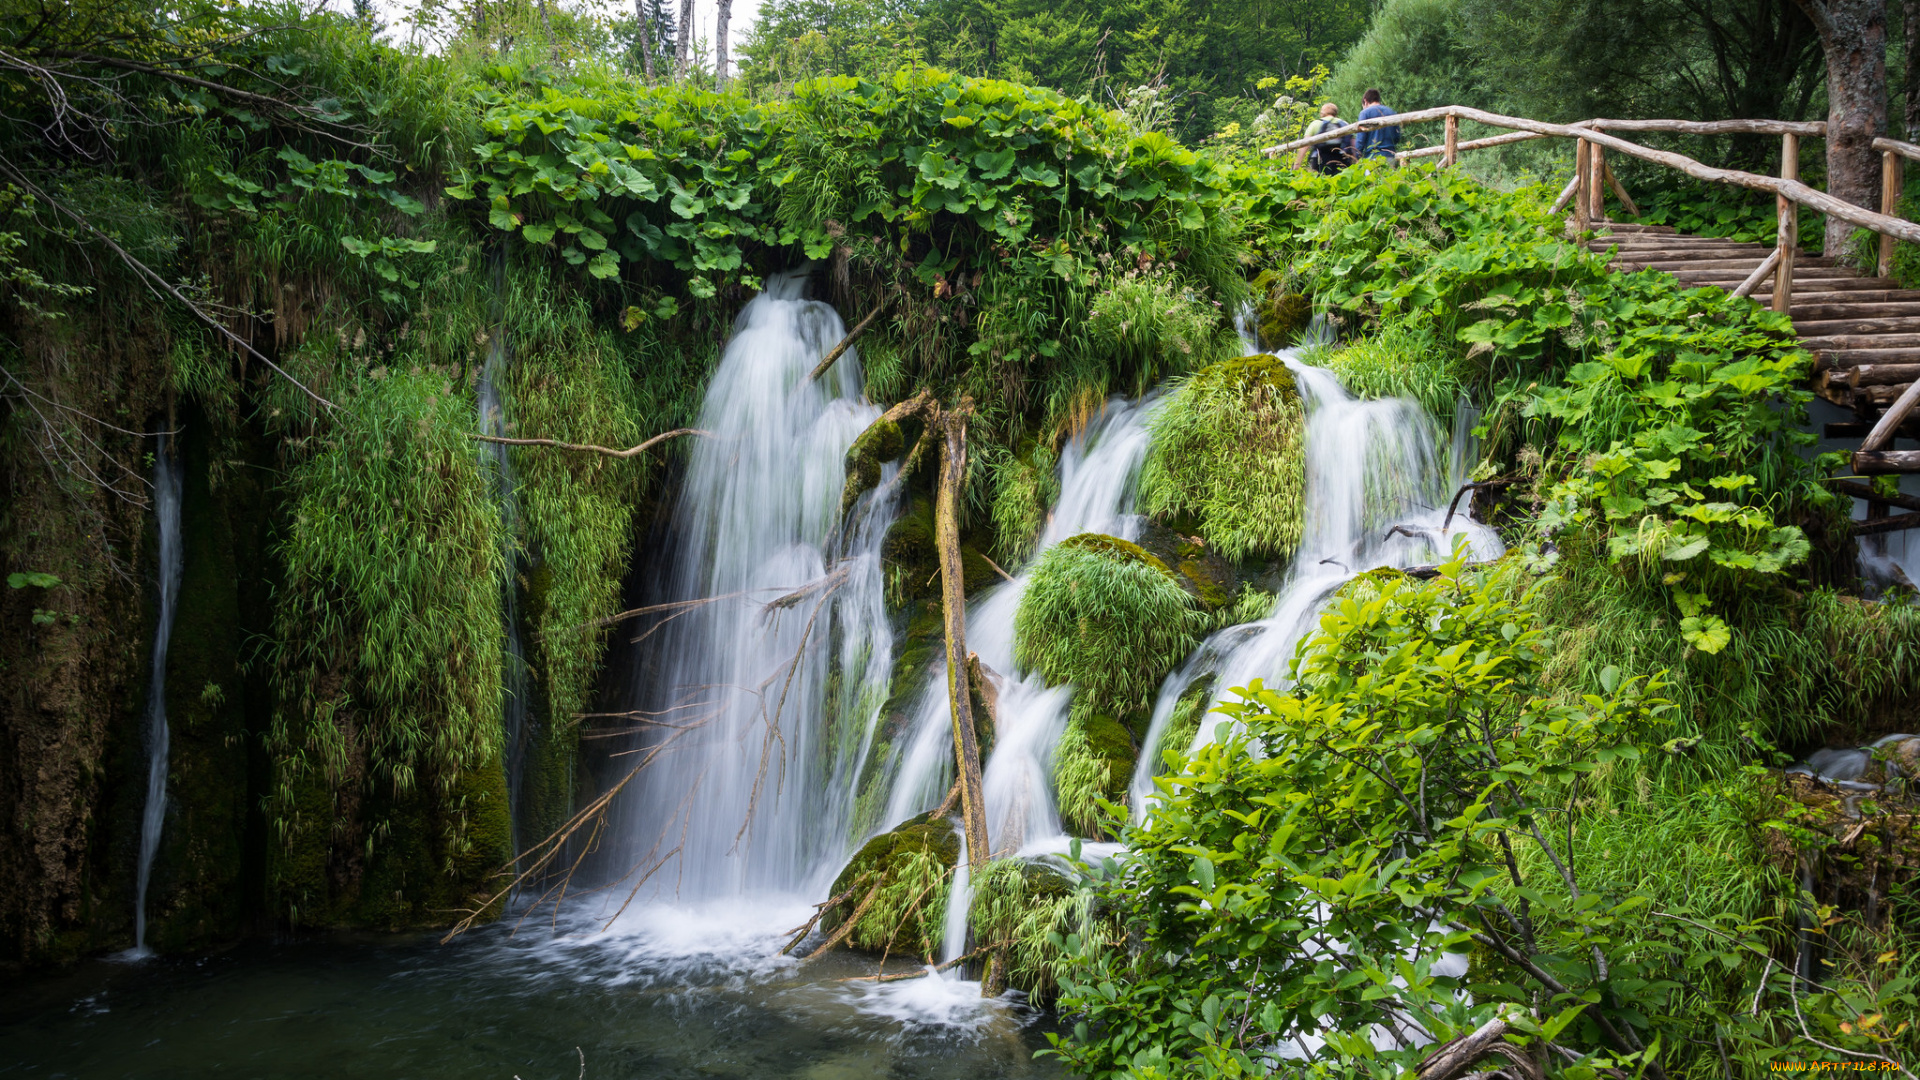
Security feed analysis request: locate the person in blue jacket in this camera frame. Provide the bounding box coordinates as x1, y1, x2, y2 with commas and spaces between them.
1355, 89, 1401, 161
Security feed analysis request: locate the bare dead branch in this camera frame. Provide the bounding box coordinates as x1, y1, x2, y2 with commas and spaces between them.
471, 427, 710, 459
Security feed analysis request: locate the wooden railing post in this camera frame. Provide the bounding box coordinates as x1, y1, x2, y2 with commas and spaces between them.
1589, 143, 1607, 221
1772, 133, 1798, 314
1882, 150, 1902, 279
1443, 112, 1458, 167
1573, 138, 1590, 233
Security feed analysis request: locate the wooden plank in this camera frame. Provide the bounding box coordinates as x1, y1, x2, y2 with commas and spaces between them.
1793, 302, 1920, 319
1573, 138, 1590, 233
1671, 266, 1854, 283
1803, 333, 1920, 350
1815, 349, 1920, 371
1862, 379, 1920, 451
1588, 117, 1828, 136
1851, 512, 1920, 535
1604, 160, 1639, 217
1620, 257, 1832, 272
1797, 317, 1920, 337
1694, 277, 1901, 293
1792, 290, 1920, 305
1832, 363, 1920, 386
1443, 113, 1458, 167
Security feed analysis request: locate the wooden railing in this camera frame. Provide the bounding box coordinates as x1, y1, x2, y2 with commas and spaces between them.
1265, 106, 1919, 315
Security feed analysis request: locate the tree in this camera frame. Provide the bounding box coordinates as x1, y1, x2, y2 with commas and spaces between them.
636, 0, 657, 79
675, 0, 695, 77
1791, 0, 1888, 253
716, 0, 733, 86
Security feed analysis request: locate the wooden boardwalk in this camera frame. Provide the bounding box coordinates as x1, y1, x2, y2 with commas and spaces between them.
1591, 222, 1920, 419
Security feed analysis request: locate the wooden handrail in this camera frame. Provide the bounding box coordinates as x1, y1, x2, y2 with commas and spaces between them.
1264, 105, 1920, 246
1583, 118, 1826, 136
1874, 136, 1920, 164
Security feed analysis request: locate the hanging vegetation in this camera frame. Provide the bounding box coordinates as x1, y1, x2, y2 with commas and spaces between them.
1138, 356, 1308, 563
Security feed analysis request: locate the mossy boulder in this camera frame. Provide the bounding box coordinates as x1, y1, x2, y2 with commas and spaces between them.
1053, 711, 1138, 839
1013, 533, 1208, 722
1257, 291, 1312, 351
1140, 356, 1307, 564
840, 417, 905, 517
823, 812, 959, 959
882, 496, 938, 601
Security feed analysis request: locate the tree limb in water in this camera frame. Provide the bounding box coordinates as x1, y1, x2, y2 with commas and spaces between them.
471, 427, 709, 459
808, 301, 887, 382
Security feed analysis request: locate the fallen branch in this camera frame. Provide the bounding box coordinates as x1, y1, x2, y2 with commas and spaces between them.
934, 402, 992, 880
839, 947, 990, 983
472, 427, 709, 459
809, 301, 887, 382
804, 883, 882, 960
1415, 1009, 1528, 1080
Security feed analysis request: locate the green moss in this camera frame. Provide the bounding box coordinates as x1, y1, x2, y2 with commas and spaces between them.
882, 496, 939, 605
1140, 356, 1307, 563
1053, 710, 1136, 838
1257, 290, 1313, 351
825, 812, 960, 959
1156, 674, 1219, 775
840, 417, 905, 517
1014, 533, 1208, 722
989, 440, 1057, 563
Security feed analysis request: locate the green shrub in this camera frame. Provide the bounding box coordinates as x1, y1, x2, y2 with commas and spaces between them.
825, 812, 958, 960
1139, 356, 1306, 562
1300, 318, 1465, 421
967, 857, 1098, 1000
1051, 710, 1136, 839
1013, 534, 1209, 720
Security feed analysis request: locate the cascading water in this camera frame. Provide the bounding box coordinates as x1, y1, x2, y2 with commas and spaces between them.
878, 397, 1159, 864
614, 269, 898, 907
1129, 351, 1503, 817
477, 263, 531, 852
130, 433, 184, 955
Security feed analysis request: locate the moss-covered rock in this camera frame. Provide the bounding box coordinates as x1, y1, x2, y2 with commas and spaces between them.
840, 417, 905, 517
1013, 534, 1208, 723
1140, 355, 1307, 564
823, 812, 959, 960
1257, 291, 1312, 351
1053, 711, 1137, 838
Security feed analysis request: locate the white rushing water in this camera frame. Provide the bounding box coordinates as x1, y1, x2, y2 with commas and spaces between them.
477, 280, 532, 853
878, 396, 1159, 861
131, 434, 184, 955
615, 269, 897, 905
1128, 352, 1503, 818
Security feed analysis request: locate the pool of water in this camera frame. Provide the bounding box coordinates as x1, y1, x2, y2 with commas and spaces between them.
0, 899, 1064, 1080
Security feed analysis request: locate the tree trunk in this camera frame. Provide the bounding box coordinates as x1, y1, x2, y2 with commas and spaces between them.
1794, 0, 1889, 254
934, 405, 990, 876
715, 0, 733, 88
675, 0, 696, 80
636, 0, 656, 82
1907, 0, 1920, 139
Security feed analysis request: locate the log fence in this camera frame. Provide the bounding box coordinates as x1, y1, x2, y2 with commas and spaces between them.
1264, 107, 1920, 489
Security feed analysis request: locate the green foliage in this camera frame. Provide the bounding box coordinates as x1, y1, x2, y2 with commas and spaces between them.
1049, 556, 1915, 1078
1140, 356, 1306, 563
1051, 710, 1135, 839
1635, 182, 1825, 253
1086, 269, 1235, 385
968, 856, 1098, 999
827, 812, 959, 959
1300, 319, 1464, 422
268, 369, 505, 888
988, 439, 1057, 562
1014, 533, 1209, 720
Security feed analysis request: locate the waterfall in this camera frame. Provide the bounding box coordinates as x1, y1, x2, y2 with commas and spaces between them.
478, 262, 531, 852
615, 269, 897, 904
880, 396, 1159, 860
1129, 354, 1504, 816
131, 434, 184, 954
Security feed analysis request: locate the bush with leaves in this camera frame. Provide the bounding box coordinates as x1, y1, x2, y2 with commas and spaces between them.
1045, 554, 1917, 1079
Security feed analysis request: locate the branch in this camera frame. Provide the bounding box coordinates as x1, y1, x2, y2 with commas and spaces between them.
808, 301, 886, 382
470, 427, 709, 459
0, 160, 339, 411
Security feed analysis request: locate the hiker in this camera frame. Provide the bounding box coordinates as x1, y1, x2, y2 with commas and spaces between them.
1297, 103, 1354, 174
1355, 89, 1401, 161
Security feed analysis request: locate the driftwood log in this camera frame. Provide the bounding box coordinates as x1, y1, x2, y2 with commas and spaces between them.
808, 301, 887, 382
934, 403, 991, 895
471, 427, 708, 459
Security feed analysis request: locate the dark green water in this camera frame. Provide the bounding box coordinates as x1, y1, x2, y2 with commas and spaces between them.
0, 902, 1064, 1080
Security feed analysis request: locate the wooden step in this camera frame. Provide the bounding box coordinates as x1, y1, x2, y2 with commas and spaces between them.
1814, 348, 1920, 371
1594, 243, 1776, 257
1623, 257, 1843, 272
1693, 277, 1902, 293
1672, 266, 1858, 283
1796, 317, 1920, 337
1802, 333, 1920, 350
1792, 290, 1920, 306
1855, 449, 1920, 473
1793, 302, 1920, 320
1820, 362, 1920, 386
1597, 223, 1679, 233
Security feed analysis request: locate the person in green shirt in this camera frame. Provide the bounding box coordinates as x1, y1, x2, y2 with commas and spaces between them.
1297, 103, 1354, 174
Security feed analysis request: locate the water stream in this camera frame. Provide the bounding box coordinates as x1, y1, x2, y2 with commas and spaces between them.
479, 259, 532, 851
129, 433, 184, 956
1129, 352, 1503, 818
